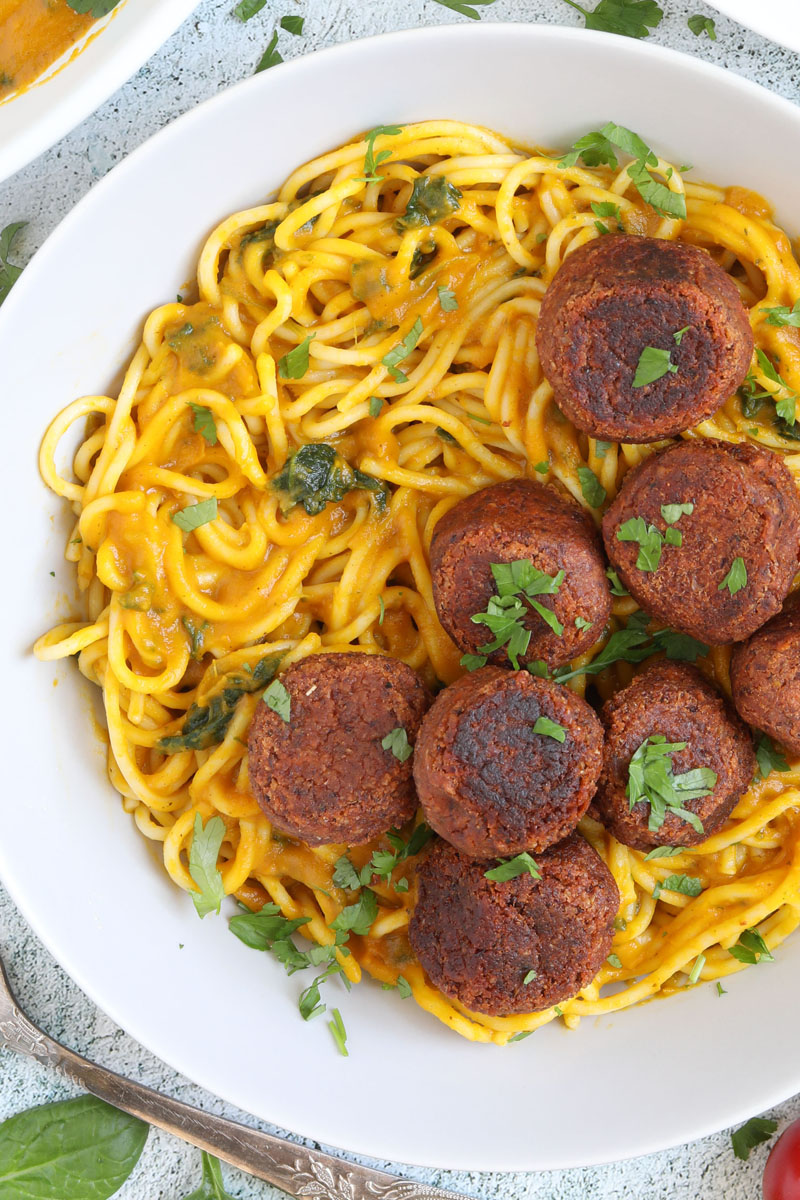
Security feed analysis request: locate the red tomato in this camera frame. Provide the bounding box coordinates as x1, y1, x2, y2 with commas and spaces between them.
764, 1119, 800, 1200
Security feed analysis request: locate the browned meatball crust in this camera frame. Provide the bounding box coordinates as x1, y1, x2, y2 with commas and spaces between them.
731, 594, 800, 755
247, 652, 430, 846
409, 835, 619, 1015
595, 660, 755, 850
535, 235, 754, 442
413, 667, 603, 857
602, 439, 800, 644
430, 479, 611, 671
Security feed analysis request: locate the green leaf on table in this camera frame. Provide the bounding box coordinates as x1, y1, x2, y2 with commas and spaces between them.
234, 0, 266, 19
255, 31, 283, 71
687, 13, 716, 38
280, 14, 305, 34
0, 222, 26, 307
183, 1151, 237, 1199
431, 0, 497, 17
0, 1095, 147, 1200
560, 0, 663, 38
65, 0, 122, 15
731, 1116, 778, 1161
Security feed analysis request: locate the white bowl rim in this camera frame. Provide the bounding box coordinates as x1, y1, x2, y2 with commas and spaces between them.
3, 21, 800, 1172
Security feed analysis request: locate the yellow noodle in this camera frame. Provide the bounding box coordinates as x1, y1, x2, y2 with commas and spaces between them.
36, 120, 800, 1046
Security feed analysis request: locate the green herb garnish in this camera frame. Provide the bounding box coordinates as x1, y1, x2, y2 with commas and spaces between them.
577, 466, 606, 508
687, 13, 716, 38
188, 814, 226, 918
652, 873, 703, 899
255, 30, 282, 71
643, 845, 684, 860
431, 0, 496, 16
471, 559, 565, 668
729, 928, 774, 965
437, 285, 459, 312
756, 734, 790, 779
532, 716, 566, 743
272, 443, 388, 515
632, 345, 678, 387
278, 333, 315, 379
559, 123, 686, 219
66, 0, 122, 13
731, 1116, 778, 1161
382, 317, 424, 383
381, 726, 413, 763
280, 13, 304, 33
358, 124, 403, 183
627, 735, 716, 834
263, 678, 291, 723
762, 299, 800, 327
183, 1152, 237, 1199
234, 0, 266, 18
188, 402, 218, 445
0, 221, 25, 306
395, 176, 462, 232
485, 852, 541, 882
159, 655, 280, 753
172, 497, 218, 533
718, 557, 747, 596
560, 0, 663, 38
328, 1008, 348, 1056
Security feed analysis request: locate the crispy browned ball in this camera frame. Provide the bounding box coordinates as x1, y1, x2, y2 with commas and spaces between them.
535, 235, 754, 442
413, 666, 603, 858
430, 479, 611, 671
731, 593, 800, 756
247, 653, 430, 846
602, 439, 800, 644
408, 834, 619, 1015
595, 660, 755, 851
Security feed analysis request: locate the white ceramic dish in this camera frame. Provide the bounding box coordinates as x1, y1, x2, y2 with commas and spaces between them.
707, 0, 800, 54
2, 23, 800, 1173
0, 0, 198, 183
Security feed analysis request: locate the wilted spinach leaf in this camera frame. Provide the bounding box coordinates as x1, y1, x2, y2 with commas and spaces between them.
272, 444, 388, 515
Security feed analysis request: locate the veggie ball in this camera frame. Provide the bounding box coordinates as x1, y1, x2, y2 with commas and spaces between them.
413, 666, 604, 858
731, 593, 800, 756
602, 438, 800, 644
535, 234, 754, 442
409, 835, 619, 1015
430, 478, 611, 671
595, 659, 755, 851
247, 652, 431, 846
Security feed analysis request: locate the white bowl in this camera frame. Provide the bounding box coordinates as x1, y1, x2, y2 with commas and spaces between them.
0, 0, 198, 183
2, 24, 799, 1173
707, 0, 800, 54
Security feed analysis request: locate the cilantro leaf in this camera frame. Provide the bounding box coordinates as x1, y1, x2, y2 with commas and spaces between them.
553, 612, 707, 685
255, 30, 283, 71
188, 814, 226, 918
561, 0, 663, 38
461, 653, 488, 671
578, 466, 607, 508
263, 678, 291, 723
673, 325, 690, 345
332, 854, 371, 890
626, 157, 687, 219
189, 402, 218, 445
731, 1116, 778, 1162
0, 221, 26, 306
382, 317, 423, 383
172, 497, 218, 533
687, 13, 716, 38
607, 953, 623, 969
484, 852, 541, 882
729, 928, 774, 965
533, 716, 566, 742
382, 726, 413, 763
280, 14, 304, 34
718, 557, 747, 596
616, 516, 664, 572
626, 735, 715, 834
590, 200, 622, 222
632, 345, 678, 387
762, 300, 800, 327
330, 888, 379, 936
229, 903, 310, 954
278, 333, 315, 379
431, 0, 497, 16
756, 733, 790, 779
687, 953, 705, 984
652, 872, 703, 899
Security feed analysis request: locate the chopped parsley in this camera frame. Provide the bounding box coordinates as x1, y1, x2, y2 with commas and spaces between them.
716, 981, 727, 997
381, 726, 412, 763
485, 853, 541, 882
605, 568, 629, 596
188, 402, 218, 445
188, 814, 226, 919
577, 466, 606, 508
728, 928, 774, 965
330, 888, 379, 936
471, 559, 565, 668
358, 124, 403, 183
718, 557, 747, 596
652, 873, 703, 899
534, 461, 550, 474
749, 348, 798, 427
559, 123, 686, 220
616, 516, 667, 572
523, 968, 538, 985
278, 333, 315, 379
552, 610, 708, 685
382, 317, 423, 383
437, 285, 459, 312
627, 735, 716, 834
687, 13, 716, 38
632, 345, 679, 388
762, 299, 800, 327
731, 1117, 778, 1161
66, 0, 122, 13
172, 497, 218, 533
661, 501, 694, 524
263, 678, 291, 723
673, 325, 690, 345
532, 716, 566, 743
756, 733, 790, 779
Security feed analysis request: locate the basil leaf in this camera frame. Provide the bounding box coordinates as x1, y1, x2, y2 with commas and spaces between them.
182, 1152, 237, 1199
172, 497, 217, 533
577, 465, 606, 508
0, 1095, 147, 1200
484, 852, 541, 882
731, 1116, 778, 1162
382, 726, 412, 762
189, 813, 226, 918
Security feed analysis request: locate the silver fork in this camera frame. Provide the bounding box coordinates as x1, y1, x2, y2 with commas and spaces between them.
0, 948, 471, 1200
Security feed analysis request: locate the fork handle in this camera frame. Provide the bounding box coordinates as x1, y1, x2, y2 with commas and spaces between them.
0, 997, 466, 1200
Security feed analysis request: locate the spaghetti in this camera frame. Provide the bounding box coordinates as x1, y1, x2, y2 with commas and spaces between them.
36, 120, 800, 1044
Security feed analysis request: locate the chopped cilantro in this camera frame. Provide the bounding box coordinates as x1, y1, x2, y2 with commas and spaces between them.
607, 953, 623, 969
652, 873, 703, 899
632, 345, 679, 387
627, 735, 715, 834
188, 402, 218, 445
382, 317, 423, 383
0, 221, 26, 306
661, 501, 693, 524
358, 124, 403, 183
381, 726, 413, 763
280, 14, 304, 33
471, 559, 565, 668
605, 568, 629, 596
729, 928, 774, 965
718, 557, 747, 596
172, 497, 218, 533
330, 888, 378, 936
484, 853, 541, 882
731, 1117, 778, 1161
234, 0, 266, 18
688, 953, 705, 984
762, 299, 800, 327
756, 733, 790, 779
431, 0, 496, 16
687, 13, 716, 38
560, 0, 662, 37
255, 30, 282, 71
263, 678, 291, 723
328, 1007, 348, 1056
278, 333, 315, 379
437, 285, 459, 312
532, 716, 566, 743
616, 516, 665, 572
577, 466, 607, 508
643, 845, 684, 860
369, 396, 383, 418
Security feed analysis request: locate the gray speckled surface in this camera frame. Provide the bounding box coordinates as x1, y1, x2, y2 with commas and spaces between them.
2, 1, 800, 1196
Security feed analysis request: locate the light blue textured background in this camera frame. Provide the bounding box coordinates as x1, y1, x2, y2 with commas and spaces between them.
2, 1, 799, 1195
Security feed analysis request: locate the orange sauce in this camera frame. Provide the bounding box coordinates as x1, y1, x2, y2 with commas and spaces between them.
0, 0, 93, 98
